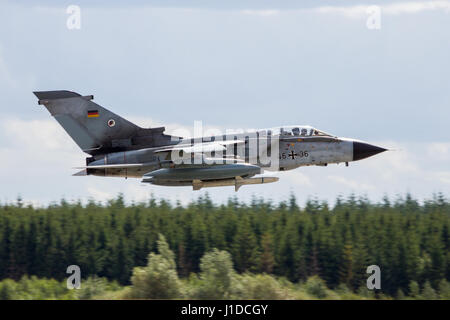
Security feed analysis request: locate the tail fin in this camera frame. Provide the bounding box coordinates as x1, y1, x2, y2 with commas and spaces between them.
33, 90, 164, 155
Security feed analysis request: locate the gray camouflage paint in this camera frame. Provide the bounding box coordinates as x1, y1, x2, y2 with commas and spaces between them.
34, 91, 385, 191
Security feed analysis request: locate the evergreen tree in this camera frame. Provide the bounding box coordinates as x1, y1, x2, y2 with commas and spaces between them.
339, 243, 354, 289
421, 281, 438, 300
0, 193, 447, 297
232, 215, 260, 273
260, 233, 275, 274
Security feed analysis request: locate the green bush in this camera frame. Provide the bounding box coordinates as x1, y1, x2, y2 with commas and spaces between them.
356, 286, 375, 299
421, 281, 438, 300
129, 234, 181, 299
303, 276, 329, 299
438, 279, 450, 300
0, 276, 76, 300
193, 249, 235, 299
232, 273, 289, 299
0, 279, 17, 300
409, 281, 420, 298
75, 276, 121, 300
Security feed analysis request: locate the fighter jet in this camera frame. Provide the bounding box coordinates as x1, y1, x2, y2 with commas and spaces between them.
33, 91, 387, 191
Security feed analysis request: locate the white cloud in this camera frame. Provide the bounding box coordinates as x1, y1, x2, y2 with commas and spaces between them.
282, 170, 313, 187
380, 149, 419, 174
235, 2, 450, 23
313, 1, 450, 18
86, 186, 113, 202
314, 5, 369, 19
0, 1, 449, 209
0, 46, 17, 88
240, 10, 280, 17
327, 175, 376, 191
363, 141, 419, 178
383, 1, 450, 14
2, 118, 75, 152
83, 177, 197, 206
1, 118, 450, 206
237, 1, 450, 20
427, 142, 450, 160
435, 172, 450, 185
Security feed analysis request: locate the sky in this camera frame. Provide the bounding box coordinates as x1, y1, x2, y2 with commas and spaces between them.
0, 0, 449, 206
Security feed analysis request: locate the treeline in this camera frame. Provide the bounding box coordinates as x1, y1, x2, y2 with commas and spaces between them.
0, 193, 449, 296
1, 235, 449, 300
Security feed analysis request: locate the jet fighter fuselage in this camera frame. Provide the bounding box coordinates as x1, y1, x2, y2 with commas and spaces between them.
34, 91, 387, 191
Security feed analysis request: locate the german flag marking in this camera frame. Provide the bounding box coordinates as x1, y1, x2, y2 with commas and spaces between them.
87, 110, 99, 118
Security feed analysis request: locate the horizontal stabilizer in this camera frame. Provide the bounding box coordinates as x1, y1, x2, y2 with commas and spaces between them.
72, 169, 87, 176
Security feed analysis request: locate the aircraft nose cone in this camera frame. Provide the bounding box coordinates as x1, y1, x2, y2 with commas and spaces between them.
353, 142, 387, 161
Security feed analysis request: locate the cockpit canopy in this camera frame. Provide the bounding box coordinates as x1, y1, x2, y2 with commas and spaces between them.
260, 125, 334, 137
